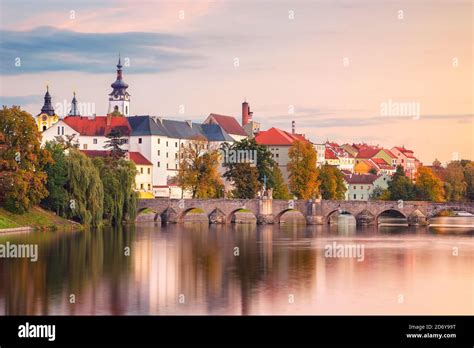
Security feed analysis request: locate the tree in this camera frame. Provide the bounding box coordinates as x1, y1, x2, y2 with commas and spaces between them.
0, 106, 51, 213
414, 166, 445, 202
463, 161, 474, 201
225, 162, 260, 199
93, 157, 138, 224
370, 186, 390, 200
287, 140, 319, 199
318, 165, 346, 200
65, 149, 104, 227
271, 164, 290, 199
444, 161, 467, 201
104, 128, 127, 160
41, 141, 68, 215
54, 134, 79, 150
387, 165, 415, 201
177, 136, 223, 198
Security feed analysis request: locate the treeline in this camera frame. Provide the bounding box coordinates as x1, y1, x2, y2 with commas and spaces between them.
372, 161, 474, 202
177, 138, 347, 200
0, 106, 137, 228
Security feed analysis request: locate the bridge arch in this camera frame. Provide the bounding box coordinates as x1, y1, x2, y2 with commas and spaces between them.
376, 209, 407, 224
275, 208, 306, 224
179, 207, 209, 223
227, 208, 257, 224
161, 207, 179, 224
326, 209, 356, 224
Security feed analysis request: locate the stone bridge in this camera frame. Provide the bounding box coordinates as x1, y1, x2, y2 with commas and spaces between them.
137, 198, 474, 226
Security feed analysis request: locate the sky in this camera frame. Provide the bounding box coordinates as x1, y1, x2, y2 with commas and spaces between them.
0, 0, 472, 164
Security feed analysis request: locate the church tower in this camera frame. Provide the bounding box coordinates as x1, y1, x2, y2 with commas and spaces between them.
35, 85, 59, 131
68, 92, 80, 116
108, 54, 130, 116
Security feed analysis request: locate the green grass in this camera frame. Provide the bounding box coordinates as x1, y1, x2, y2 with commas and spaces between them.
237, 209, 251, 213
0, 206, 79, 230
187, 208, 205, 214
138, 208, 156, 215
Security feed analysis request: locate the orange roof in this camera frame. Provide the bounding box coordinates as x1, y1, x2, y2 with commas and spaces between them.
371, 158, 395, 170
255, 127, 308, 146
356, 147, 381, 159
325, 148, 338, 159
64, 116, 131, 137
393, 146, 415, 158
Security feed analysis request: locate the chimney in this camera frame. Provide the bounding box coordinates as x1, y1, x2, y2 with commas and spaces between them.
106, 113, 111, 126
186, 120, 192, 128
242, 100, 251, 126
291, 120, 295, 134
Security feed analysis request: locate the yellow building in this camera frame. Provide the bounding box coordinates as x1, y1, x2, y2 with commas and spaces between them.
35, 86, 59, 132
354, 159, 376, 174
129, 152, 154, 199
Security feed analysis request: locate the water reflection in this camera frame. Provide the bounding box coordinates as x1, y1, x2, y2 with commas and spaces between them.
0, 218, 472, 315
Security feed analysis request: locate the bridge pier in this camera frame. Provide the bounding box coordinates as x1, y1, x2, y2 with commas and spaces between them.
407, 210, 429, 226
306, 200, 324, 225
257, 198, 274, 224
356, 209, 376, 225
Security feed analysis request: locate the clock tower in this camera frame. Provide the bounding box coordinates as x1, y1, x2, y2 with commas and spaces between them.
108, 54, 130, 116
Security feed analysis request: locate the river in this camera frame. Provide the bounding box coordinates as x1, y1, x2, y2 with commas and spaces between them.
0, 217, 472, 315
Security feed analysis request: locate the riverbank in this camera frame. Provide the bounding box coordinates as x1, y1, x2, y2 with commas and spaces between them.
0, 206, 80, 233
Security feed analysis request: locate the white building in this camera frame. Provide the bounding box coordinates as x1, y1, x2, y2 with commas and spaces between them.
344, 173, 391, 201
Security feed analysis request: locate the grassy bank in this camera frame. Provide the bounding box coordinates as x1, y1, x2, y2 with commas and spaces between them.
0, 206, 80, 231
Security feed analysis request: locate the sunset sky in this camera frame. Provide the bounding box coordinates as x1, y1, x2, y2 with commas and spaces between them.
0, 0, 472, 164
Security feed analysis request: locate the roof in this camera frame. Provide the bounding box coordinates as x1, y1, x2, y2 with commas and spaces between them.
344, 173, 379, 184
393, 146, 415, 158
325, 148, 338, 159
199, 123, 235, 142
128, 152, 152, 165
255, 127, 308, 146
161, 119, 206, 139
81, 150, 152, 165
128, 116, 168, 136
381, 148, 397, 158
371, 158, 395, 170
64, 116, 131, 137
356, 147, 381, 159
205, 113, 247, 136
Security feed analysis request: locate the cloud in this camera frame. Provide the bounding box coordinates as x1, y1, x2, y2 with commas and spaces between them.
0, 26, 203, 75
0, 94, 42, 106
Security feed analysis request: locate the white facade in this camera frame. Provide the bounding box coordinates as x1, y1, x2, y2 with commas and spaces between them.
314, 143, 326, 167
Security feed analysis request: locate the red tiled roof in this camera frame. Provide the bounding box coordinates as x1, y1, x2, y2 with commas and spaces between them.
255, 127, 308, 146
325, 141, 340, 148
344, 173, 379, 184
393, 146, 415, 158
382, 149, 397, 158
80, 150, 152, 165
356, 147, 381, 159
207, 113, 247, 136
63, 116, 131, 137
371, 158, 395, 170
128, 152, 152, 165
325, 148, 338, 159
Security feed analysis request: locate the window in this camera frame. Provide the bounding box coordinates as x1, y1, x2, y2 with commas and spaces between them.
157, 138, 160, 144
125, 106, 128, 114
148, 184, 151, 190
57, 127, 60, 135
361, 194, 364, 199
175, 164, 178, 169
361, 186, 363, 189
175, 153, 178, 159
166, 141, 168, 147
147, 168, 151, 174
93, 138, 97, 144
353, 186, 356, 189
276, 154, 279, 158
175, 142, 178, 147
166, 152, 168, 158
83, 144, 87, 150
124, 139, 128, 144
140, 167, 143, 174
157, 150, 160, 156
43, 125, 47, 131
353, 194, 356, 199
166, 163, 169, 169
140, 183, 144, 189
138, 138, 142, 144
157, 162, 160, 167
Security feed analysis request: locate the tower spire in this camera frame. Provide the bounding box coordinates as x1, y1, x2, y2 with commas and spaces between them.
41, 85, 55, 116
68, 91, 80, 116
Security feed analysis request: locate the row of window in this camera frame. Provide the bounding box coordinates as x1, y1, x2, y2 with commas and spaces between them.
139, 183, 151, 190
156, 162, 178, 170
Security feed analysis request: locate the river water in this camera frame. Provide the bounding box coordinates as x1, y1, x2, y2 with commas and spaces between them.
0, 217, 472, 315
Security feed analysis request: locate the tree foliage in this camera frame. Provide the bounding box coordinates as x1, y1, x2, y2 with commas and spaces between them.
287, 140, 319, 199
443, 161, 467, 201
386, 165, 415, 201
318, 164, 346, 200
177, 136, 223, 198
271, 164, 290, 199
41, 141, 68, 215
0, 106, 51, 213
104, 128, 127, 160
414, 166, 445, 202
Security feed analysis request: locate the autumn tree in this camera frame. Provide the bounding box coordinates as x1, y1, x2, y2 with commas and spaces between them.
318, 164, 346, 200
177, 136, 223, 198
387, 165, 415, 201
463, 161, 474, 201
0, 106, 51, 213
287, 140, 319, 199
444, 161, 467, 201
414, 166, 445, 202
